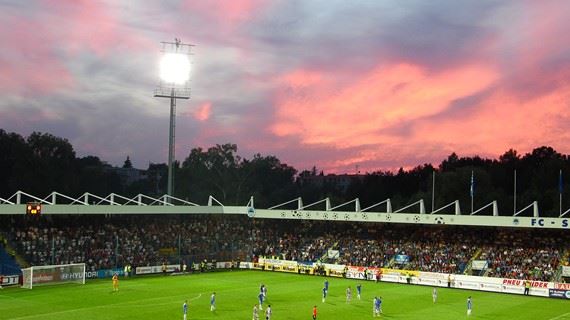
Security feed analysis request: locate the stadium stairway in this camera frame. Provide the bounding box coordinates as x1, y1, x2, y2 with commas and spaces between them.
386, 255, 397, 268
321, 241, 339, 264
463, 248, 483, 275
552, 248, 570, 282
561, 248, 570, 266
0, 237, 22, 275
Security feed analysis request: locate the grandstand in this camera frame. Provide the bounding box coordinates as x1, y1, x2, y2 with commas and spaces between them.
2, 214, 568, 282
1, 191, 569, 319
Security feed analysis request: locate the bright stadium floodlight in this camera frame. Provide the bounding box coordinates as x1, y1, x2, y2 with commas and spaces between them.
154, 38, 194, 199
160, 53, 191, 84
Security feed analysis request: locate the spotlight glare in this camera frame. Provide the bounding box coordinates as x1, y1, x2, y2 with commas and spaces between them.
160, 53, 190, 84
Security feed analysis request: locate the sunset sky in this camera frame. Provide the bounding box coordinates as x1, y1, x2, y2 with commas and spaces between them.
1, 0, 570, 173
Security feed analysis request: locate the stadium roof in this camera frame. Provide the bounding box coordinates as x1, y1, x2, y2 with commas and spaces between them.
1, 190, 568, 229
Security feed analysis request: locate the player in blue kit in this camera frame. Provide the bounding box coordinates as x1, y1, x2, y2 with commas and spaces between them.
322, 286, 327, 303
356, 283, 362, 300
258, 291, 264, 310
324, 279, 329, 293
183, 300, 188, 320
373, 296, 382, 317
210, 292, 216, 311
373, 297, 378, 317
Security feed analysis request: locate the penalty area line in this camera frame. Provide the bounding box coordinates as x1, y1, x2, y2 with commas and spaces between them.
549, 312, 570, 320
8, 293, 202, 320
112, 293, 202, 308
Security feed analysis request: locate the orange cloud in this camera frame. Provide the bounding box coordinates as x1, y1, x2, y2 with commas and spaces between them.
412, 85, 570, 157
271, 61, 570, 173
272, 62, 499, 147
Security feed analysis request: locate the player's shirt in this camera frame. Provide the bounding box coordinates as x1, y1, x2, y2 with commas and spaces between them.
258, 293, 264, 304
357, 284, 362, 294
346, 288, 352, 296
211, 294, 216, 305
467, 298, 472, 310
376, 298, 382, 309
433, 288, 437, 297
313, 307, 317, 317
324, 280, 329, 290
265, 307, 272, 319
322, 287, 327, 297
253, 306, 258, 316
112, 275, 118, 282
183, 303, 188, 314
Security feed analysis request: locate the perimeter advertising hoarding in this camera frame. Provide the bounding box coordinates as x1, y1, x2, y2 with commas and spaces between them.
549, 289, 570, 299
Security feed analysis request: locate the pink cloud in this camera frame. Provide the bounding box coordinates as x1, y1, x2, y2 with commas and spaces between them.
279, 70, 323, 89
40, 0, 153, 56
0, 1, 154, 95
193, 102, 212, 121
183, 0, 268, 28
0, 16, 73, 95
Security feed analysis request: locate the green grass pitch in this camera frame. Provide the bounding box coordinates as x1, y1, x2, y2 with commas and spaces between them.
0, 270, 568, 320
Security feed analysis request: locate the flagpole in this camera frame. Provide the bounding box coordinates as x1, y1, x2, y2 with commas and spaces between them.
470, 170, 474, 214
432, 170, 435, 213
513, 169, 517, 215
558, 169, 564, 216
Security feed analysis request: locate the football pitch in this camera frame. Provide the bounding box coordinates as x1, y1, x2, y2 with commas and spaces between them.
0, 270, 568, 320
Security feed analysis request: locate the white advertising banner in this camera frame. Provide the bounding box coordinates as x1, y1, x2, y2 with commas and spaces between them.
216, 262, 232, 269
246, 261, 567, 299
562, 266, 570, 277
327, 249, 340, 259
471, 260, 488, 270
135, 264, 179, 275
1, 274, 19, 286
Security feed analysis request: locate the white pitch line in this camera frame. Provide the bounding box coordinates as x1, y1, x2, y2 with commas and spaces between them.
549, 312, 570, 320
110, 293, 202, 308
189, 293, 202, 301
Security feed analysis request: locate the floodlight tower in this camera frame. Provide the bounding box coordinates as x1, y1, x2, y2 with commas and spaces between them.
154, 39, 193, 198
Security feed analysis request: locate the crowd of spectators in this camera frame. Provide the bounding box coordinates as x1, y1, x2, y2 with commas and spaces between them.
5, 215, 253, 271
481, 230, 562, 281
1, 215, 568, 282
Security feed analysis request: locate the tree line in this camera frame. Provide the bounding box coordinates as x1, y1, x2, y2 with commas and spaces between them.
1, 129, 569, 216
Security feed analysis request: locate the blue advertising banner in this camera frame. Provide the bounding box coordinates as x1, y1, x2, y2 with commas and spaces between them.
549, 289, 570, 299
97, 268, 125, 279
394, 255, 410, 264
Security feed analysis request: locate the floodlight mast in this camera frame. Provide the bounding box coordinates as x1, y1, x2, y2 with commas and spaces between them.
154, 39, 193, 200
